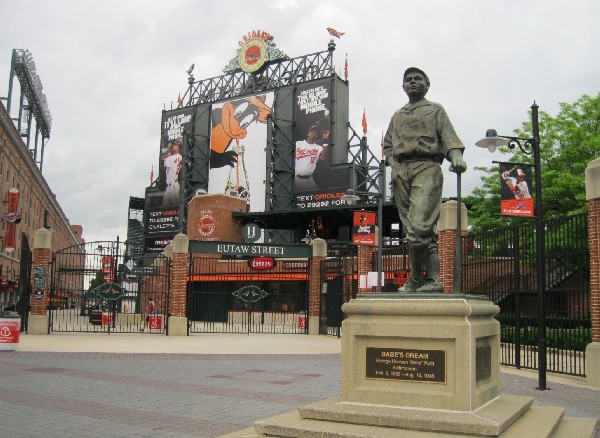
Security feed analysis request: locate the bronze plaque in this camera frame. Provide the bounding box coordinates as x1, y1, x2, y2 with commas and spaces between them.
476, 345, 491, 381
366, 347, 446, 383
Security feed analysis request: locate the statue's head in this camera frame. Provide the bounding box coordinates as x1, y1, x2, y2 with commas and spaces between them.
402, 67, 430, 100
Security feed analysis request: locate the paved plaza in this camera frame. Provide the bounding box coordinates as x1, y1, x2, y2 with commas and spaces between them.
0, 334, 598, 437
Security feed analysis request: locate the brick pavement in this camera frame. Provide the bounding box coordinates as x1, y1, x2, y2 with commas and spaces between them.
0, 351, 597, 437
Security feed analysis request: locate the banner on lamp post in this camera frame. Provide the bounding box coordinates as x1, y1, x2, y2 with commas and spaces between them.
3, 189, 20, 252
352, 211, 377, 246
499, 163, 534, 217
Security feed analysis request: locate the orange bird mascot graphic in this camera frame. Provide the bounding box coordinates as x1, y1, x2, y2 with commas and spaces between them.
210, 94, 272, 168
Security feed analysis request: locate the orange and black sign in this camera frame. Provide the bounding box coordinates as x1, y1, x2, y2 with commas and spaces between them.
352, 211, 376, 246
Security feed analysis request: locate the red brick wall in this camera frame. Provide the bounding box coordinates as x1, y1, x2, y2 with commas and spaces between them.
309, 255, 324, 318
0, 102, 83, 295
439, 229, 455, 292
439, 229, 467, 293
589, 197, 599, 342
357, 245, 376, 292
187, 195, 247, 242
169, 253, 188, 317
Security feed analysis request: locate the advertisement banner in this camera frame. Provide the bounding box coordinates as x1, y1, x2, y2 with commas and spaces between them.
144, 108, 191, 254
209, 92, 274, 212
352, 211, 377, 246
499, 162, 534, 217
101, 255, 115, 282
3, 188, 20, 252
160, 108, 193, 209
294, 80, 348, 209
144, 205, 179, 252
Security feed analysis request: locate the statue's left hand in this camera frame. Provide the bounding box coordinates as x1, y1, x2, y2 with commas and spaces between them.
448, 150, 467, 173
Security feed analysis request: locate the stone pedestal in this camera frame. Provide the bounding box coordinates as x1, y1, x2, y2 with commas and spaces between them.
341, 294, 499, 412
220, 295, 597, 438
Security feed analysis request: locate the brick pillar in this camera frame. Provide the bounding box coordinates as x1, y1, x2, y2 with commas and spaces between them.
168, 233, 189, 336
585, 158, 600, 387
308, 238, 326, 335
357, 245, 377, 292
438, 200, 468, 293
28, 228, 52, 334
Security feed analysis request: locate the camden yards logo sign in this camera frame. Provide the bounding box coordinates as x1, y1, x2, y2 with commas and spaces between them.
352, 211, 376, 246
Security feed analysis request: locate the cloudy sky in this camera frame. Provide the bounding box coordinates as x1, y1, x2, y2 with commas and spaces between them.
0, 0, 598, 242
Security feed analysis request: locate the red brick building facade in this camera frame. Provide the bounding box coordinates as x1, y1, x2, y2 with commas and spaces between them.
0, 102, 83, 310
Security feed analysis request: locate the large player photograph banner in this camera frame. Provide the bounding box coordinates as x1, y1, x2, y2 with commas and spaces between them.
209, 92, 274, 212
144, 108, 192, 252
499, 162, 534, 217
294, 80, 348, 210
159, 108, 192, 208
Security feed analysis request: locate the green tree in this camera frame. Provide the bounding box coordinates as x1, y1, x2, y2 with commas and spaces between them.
88, 271, 104, 290
466, 93, 600, 233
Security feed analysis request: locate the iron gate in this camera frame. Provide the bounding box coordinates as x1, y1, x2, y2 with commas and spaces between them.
320, 245, 358, 336
187, 255, 309, 334
49, 241, 170, 334
464, 213, 590, 376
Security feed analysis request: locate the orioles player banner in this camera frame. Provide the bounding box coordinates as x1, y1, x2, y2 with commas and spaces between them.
160, 107, 192, 209
499, 162, 534, 217
294, 79, 348, 210
352, 211, 377, 245
209, 91, 274, 212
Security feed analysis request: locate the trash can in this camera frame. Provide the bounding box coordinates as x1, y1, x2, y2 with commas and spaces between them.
0, 311, 21, 351
297, 311, 307, 330
148, 311, 162, 333
101, 312, 113, 326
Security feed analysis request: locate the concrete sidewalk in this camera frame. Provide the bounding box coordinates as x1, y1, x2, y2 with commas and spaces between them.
18, 332, 342, 354
16, 332, 596, 389
4, 333, 597, 437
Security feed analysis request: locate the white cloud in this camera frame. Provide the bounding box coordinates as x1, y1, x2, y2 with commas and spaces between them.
0, 0, 598, 241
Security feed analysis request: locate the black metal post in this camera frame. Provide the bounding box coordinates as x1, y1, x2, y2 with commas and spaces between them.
531, 102, 547, 390
513, 226, 522, 369
453, 171, 462, 293
179, 131, 187, 234
377, 160, 385, 291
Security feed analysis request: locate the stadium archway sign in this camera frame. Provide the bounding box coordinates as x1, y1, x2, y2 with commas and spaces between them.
189, 240, 311, 258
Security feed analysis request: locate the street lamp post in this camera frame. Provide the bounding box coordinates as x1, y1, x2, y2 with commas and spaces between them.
475, 102, 547, 390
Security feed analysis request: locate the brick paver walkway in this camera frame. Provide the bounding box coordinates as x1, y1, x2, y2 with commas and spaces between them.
0, 351, 597, 437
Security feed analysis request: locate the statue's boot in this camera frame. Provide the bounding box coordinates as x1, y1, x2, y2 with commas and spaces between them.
417, 250, 444, 293
398, 245, 426, 292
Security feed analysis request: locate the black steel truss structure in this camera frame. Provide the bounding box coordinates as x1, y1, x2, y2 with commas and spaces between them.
180, 42, 336, 107
171, 40, 384, 241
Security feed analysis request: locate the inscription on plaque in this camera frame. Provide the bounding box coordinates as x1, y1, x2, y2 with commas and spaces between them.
476, 345, 491, 381
366, 347, 446, 383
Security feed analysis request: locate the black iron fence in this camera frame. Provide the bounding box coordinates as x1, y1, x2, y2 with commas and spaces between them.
319, 250, 358, 337
49, 241, 170, 334
187, 256, 309, 334
373, 243, 410, 292
464, 213, 590, 376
